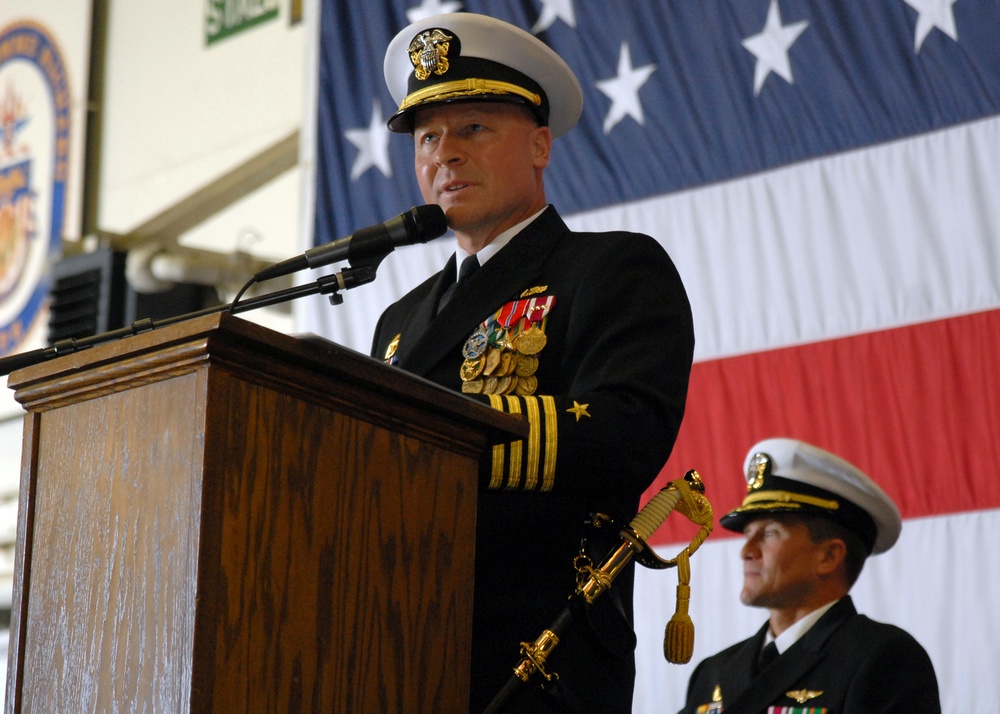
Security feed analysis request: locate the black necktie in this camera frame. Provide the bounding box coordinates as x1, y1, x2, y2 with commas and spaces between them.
437, 254, 479, 313
756, 641, 779, 674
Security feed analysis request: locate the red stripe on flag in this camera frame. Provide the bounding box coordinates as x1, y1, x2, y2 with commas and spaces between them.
647, 308, 1000, 546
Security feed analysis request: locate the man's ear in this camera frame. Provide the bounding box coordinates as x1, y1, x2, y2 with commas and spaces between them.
532, 125, 552, 169
817, 538, 847, 576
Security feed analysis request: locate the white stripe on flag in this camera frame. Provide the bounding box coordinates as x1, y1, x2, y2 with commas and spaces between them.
566, 115, 1000, 362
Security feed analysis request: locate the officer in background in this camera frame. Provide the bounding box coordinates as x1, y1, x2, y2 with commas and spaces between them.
373, 12, 695, 713
679, 438, 940, 714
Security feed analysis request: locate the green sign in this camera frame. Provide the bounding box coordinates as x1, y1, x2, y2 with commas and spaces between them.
206, 0, 279, 45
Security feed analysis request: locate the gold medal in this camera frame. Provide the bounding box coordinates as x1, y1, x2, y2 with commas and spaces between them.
515, 375, 538, 396
483, 376, 500, 394
495, 376, 512, 394
496, 351, 515, 376
515, 326, 547, 355
462, 379, 484, 394
484, 346, 502, 376
460, 355, 486, 381
515, 354, 538, 377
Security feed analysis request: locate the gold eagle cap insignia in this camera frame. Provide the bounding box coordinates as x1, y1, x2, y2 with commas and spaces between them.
519, 285, 548, 297
408, 29, 452, 81
786, 688, 823, 704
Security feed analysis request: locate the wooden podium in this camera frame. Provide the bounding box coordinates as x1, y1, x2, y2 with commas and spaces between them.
3, 314, 526, 713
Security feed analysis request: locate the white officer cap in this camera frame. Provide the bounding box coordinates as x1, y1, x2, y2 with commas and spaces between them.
383, 12, 583, 137
720, 437, 902, 555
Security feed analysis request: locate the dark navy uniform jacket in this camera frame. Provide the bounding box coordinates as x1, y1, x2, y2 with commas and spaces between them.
371, 207, 695, 713
679, 596, 941, 714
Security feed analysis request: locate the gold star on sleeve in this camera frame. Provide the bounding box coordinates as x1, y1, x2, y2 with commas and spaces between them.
567, 401, 590, 421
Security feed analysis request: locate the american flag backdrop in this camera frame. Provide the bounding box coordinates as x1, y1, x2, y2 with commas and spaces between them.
301, 1, 1000, 711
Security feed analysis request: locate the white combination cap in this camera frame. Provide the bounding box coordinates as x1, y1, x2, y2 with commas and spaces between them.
383, 12, 583, 137
720, 437, 902, 555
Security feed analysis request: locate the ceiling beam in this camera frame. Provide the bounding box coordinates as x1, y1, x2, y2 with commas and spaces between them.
105, 129, 300, 251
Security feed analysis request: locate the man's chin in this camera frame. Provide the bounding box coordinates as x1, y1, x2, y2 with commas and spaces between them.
437, 204, 472, 232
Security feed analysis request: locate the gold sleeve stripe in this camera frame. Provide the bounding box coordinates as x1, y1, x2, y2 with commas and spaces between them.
487, 394, 504, 489
504, 395, 525, 490
490, 394, 530, 489
488, 394, 508, 489
489, 444, 505, 489
485, 394, 559, 492
522, 396, 541, 491
540, 395, 558, 492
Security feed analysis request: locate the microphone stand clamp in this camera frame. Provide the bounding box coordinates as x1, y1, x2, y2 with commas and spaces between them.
315, 264, 377, 305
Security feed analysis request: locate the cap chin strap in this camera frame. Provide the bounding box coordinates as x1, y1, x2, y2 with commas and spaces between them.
400, 78, 542, 111
739, 489, 840, 511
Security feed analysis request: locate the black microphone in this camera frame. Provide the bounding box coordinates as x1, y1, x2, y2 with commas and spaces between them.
255, 204, 448, 282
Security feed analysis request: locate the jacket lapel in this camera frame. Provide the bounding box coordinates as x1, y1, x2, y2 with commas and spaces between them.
712, 624, 768, 709
398, 208, 567, 377
391, 255, 455, 366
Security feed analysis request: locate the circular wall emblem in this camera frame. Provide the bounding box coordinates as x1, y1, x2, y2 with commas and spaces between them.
0, 21, 69, 357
